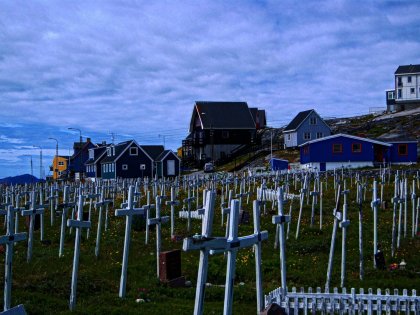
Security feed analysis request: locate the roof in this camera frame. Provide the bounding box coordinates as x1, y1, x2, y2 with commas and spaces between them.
156, 150, 181, 161
299, 133, 392, 147
283, 109, 314, 132
191, 101, 256, 130
140, 145, 165, 160
101, 141, 131, 163
395, 64, 420, 75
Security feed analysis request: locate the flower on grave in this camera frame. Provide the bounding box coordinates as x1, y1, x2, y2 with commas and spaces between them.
389, 263, 398, 271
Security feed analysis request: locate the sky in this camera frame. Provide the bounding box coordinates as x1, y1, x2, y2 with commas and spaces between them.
0, 0, 419, 178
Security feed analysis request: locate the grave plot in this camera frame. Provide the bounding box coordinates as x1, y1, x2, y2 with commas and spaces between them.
0, 169, 418, 314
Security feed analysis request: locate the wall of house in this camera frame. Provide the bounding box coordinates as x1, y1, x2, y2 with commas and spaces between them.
101, 162, 115, 180
52, 156, 69, 179
300, 136, 387, 164
195, 143, 244, 161
116, 145, 153, 178
389, 142, 417, 163
160, 154, 180, 177
284, 132, 297, 148
296, 112, 331, 146
301, 161, 374, 171
395, 74, 420, 101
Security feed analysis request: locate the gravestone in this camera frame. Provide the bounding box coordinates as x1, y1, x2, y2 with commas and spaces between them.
159, 249, 185, 287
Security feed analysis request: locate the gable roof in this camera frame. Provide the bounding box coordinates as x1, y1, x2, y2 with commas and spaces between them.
140, 145, 165, 160
100, 141, 132, 163
299, 133, 392, 147
284, 109, 330, 132
190, 101, 256, 131
395, 64, 420, 75
156, 150, 181, 162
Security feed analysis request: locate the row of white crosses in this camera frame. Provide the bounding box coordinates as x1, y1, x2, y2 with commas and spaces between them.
183, 190, 269, 315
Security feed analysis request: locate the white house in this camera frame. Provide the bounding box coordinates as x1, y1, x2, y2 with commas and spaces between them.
387, 64, 420, 112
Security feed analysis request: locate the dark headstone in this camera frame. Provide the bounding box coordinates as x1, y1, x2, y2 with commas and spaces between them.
375, 250, 386, 270
260, 303, 286, 315
159, 249, 182, 282
25, 214, 41, 231
239, 210, 250, 225
82, 211, 89, 221
167, 276, 186, 288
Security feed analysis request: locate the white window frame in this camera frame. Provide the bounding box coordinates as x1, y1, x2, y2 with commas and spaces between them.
316, 132, 323, 139
303, 132, 311, 140
111, 163, 114, 172
310, 117, 317, 125
58, 161, 64, 166
122, 164, 128, 170
130, 147, 138, 156
107, 147, 111, 156
89, 149, 94, 159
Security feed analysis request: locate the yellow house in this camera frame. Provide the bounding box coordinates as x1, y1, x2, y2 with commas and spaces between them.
50, 156, 69, 180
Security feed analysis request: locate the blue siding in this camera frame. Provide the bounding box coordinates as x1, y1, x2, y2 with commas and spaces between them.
300, 136, 390, 163
270, 158, 288, 171
389, 142, 417, 163
295, 112, 331, 146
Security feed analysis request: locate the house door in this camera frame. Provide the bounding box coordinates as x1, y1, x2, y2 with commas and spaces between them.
167, 160, 175, 176
320, 162, 326, 172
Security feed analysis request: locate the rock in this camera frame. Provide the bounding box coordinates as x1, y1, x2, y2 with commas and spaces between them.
185, 280, 192, 287
239, 282, 245, 286
135, 298, 145, 303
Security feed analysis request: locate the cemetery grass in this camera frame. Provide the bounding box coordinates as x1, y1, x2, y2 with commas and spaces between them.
2, 176, 420, 314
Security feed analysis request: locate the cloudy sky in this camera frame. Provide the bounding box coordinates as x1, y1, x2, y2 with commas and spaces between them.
0, 0, 419, 178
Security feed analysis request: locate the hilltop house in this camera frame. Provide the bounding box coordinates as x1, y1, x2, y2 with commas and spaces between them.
182, 101, 266, 166
283, 109, 331, 148
386, 64, 420, 112
299, 134, 417, 171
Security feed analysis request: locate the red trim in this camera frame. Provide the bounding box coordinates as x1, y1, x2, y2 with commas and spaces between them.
398, 144, 408, 156
332, 143, 342, 154
303, 146, 309, 155
351, 143, 362, 153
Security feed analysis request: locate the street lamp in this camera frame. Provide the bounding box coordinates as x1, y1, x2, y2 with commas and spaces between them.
68, 127, 82, 143
49, 137, 58, 180
33, 145, 43, 180
23, 155, 33, 178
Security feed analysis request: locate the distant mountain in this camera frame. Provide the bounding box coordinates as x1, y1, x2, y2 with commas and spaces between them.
0, 174, 45, 185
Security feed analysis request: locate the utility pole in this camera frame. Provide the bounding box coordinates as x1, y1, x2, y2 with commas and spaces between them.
33, 146, 43, 180
49, 138, 59, 180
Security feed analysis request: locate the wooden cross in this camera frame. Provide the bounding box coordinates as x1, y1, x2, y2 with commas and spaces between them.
67, 191, 91, 311
94, 186, 112, 258
183, 186, 196, 232
148, 196, 170, 278
272, 187, 290, 291
340, 181, 350, 288
371, 180, 381, 268
58, 186, 75, 257
165, 186, 179, 238
295, 175, 308, 239
143, 190, 155, 245
115, 185, 145, 298
209, 199, 268, 315
85, 192, 100, 239
0, 206, 27, 311
21, 191, 46, 262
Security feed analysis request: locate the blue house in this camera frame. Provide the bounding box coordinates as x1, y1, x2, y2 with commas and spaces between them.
100, 140, 158, 180
68, 138, 97, 179
85, 142, 109, 179
284, 109, 331, 148
155, 150, 181, 177
299, 134, 417, 171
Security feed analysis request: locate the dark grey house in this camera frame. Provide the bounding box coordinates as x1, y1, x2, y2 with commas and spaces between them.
155, 150, 181, 177
85, 143, 108, 179
283, 109, 331, 148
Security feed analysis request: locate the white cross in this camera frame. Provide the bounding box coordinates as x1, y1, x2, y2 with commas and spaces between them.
148, 196, 170, 278
0, 206, 27, 311
21, 191, 46, 262
94, 187, 112, 258
183, 186, 196, 232
67, 191, 91, 311
115, 185, 145, 298
143, 190, 155, 245
165, 186, 179, 239
58, 186, 75, 257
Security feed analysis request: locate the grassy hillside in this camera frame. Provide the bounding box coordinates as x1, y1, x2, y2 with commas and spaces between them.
2, 172, 420, 314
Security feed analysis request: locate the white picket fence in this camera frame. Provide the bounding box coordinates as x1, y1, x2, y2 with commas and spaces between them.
265, 286, 420, 314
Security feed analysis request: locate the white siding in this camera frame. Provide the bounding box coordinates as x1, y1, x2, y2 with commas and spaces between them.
284, 132, 298, 148
396, 74, 420, 101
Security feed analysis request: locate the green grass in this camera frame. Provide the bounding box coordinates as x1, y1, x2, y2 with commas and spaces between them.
1, 173, 420, 314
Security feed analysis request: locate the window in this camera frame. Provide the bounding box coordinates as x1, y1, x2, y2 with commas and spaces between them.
130, 147, 138, 156
103, 165, 105, 172
410, 88, 415, 94
140, 164, 146, 170
303, 146, 309, 155
303, 132, 311, 140
398, 89, 402, 98
387, 91, 395, 99
310, 117, 317, 125
287, 134, 291, 140
89, 149, 94, 159
316, 132, 323, 139
407, 76, 412, 83
112, 147, 116, 156
107, 164, 110, 172
107, 148, 111, 156
58, 161, 64, 166
122, 164, 128, 170
58, 171, 62, 176
352, 143, 362, 153
111, 163, 114, 172
398, 144, 408, 156
332, 143, 342, 153
397, 77, 402, 86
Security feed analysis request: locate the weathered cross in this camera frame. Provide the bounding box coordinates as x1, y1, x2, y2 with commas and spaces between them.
21, 191, 46, 262
94, 186, 112, 258
143, 190, 155, 244
58, 186, 75, 257
0, 206, 27, 311
115, 185, 145, 298
148, 196, 170, 278
165, 186, 179, 238
67, 191, 91, 311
